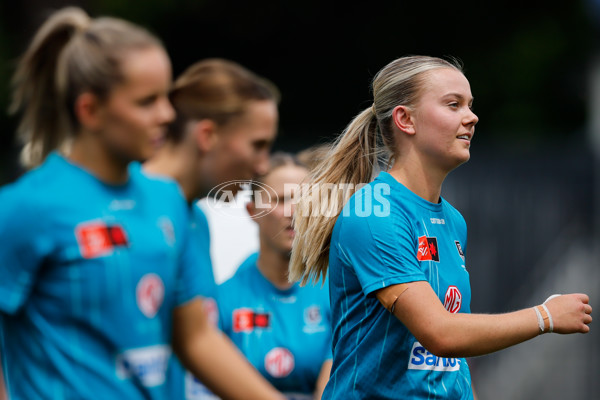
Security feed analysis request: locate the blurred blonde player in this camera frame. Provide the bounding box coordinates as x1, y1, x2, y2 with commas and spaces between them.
145, 58, 281, 399
0, 8, 282, 400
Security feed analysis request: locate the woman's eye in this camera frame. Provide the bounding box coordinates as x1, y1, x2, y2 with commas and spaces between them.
138, 95, 158, 107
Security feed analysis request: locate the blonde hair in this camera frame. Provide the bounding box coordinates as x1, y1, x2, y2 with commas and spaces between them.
9, 7, 162, 168
167, 58, 280, 143
289, 55, 463, 285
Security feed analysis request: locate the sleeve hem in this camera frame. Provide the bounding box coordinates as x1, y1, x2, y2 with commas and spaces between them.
362, 274, 427, 296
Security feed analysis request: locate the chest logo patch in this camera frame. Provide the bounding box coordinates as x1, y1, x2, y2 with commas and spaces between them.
136, 273, 165, 318
265, 347, 295, 378
416, 236, 439, 262
304, 305, 322, 325
444, 286, 462, 313
233, 309, 271, 332
75, 222, 129, 259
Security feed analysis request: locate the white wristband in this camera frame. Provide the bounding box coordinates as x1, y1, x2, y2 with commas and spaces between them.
533, 306, 545, 333
544, 294, 561, 304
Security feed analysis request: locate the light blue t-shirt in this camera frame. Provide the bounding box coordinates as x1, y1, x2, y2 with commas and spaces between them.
168, 203, 220, 400
323, 171, 474, 400
218, 253, 332, 399
0, 153, 203, 399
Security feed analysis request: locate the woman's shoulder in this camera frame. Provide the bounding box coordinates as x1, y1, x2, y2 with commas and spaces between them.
440, 198, 467, 227
0, 154, 68, 207
220, 253, 259, 288
298, 276, 330, 301
132, 162, 182, 195
132, 164, 190, 218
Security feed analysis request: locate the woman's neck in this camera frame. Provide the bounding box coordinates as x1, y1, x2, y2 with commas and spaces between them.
144, 142, 200, 203
68, 138, 129, 185
256, 247, 293, 290
387, 158, 446, 203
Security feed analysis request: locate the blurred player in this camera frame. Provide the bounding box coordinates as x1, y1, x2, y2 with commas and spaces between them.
219, 152, 332, 400
0, 8, 282, 400
144, 58, 280, 399
289, 55, 593, 399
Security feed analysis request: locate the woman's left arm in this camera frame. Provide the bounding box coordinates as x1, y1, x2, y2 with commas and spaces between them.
313, 360, 332, 400
375, 281, 591, 358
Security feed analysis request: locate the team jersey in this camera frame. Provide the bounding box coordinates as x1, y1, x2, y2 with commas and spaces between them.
168, 203, 220, 400
0, 153, 203, 399
218, 253, 332, 400
323, 171, 473, 400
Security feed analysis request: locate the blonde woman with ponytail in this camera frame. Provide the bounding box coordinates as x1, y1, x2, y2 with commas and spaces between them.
0, 7, 282, 400
289, 56, 592, 399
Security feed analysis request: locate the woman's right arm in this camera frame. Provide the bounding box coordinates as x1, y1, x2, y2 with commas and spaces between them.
375, 281, 592, 358
172, 297, 285, 400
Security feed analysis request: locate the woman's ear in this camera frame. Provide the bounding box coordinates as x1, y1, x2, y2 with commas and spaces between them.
192, 119, 218, 153
75, 92, 102, 131
391, 105, 416, 135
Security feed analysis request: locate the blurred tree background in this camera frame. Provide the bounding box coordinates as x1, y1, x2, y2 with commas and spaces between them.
0, 0, 597, 182
0, 1, 599, 399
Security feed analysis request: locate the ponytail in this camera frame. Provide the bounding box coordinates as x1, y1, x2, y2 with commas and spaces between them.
289, 107, 386, 285
10, 7, 89, 168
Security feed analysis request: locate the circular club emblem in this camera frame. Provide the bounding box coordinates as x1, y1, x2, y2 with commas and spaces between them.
304, 305, 322, 325
264, 347, 295, 378
444, 285, 462, 314
136, 273, 165, 318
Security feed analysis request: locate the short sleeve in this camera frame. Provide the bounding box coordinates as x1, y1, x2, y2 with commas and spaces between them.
335, 199, 427, 297
174, 223, 204, 307
0, 185, 53, 314
166, 190, 207, 308
215, 282, 232, 335
321, 278, 333, 361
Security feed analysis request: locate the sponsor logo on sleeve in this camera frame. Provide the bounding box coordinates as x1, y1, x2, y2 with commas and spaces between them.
75, 221, 129, 259
408, 341, 462, 372
443, 286, 462, 313
265, 347, 295, 378
115, 344, 170, 387
233, 309, 271, 332
158, 217, 175, 246
203, 297, 219, 327
416, 236, 439, 262
454, 240, 465, 261
282, 394, 313, 400
136, 273, 165, 318
185, 371, 220, 400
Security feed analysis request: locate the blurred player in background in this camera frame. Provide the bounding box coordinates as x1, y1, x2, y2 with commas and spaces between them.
218, 152, 332, 400
144, 58, 281, 399
0, 8, 282, 400
289, 55, 593, 399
